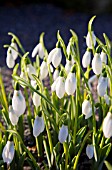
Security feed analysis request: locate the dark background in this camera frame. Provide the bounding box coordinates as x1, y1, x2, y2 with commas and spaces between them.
0, 0, 112, 66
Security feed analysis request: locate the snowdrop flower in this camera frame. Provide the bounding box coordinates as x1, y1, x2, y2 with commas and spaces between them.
104, 94, 110, 105
40, 60, 48, 80
97, 76, 108, 97
32, 43, 44, 59
86, 31, 96, 49
92, 53, 102, 75
48, 48, 62, 68
9, 105, 19, 126
51, 77, 59, 92
12, 84, 26, 117
82, 49, 91, 68
32, 85, 41, 107
26, 64, 36, 80
6, 50, 15, 68
53, 69, 59, 81
82, 99, 92, 119
31, 80, 37, 88
58, 125, 68, 143
33, 116, 45, 137
65, 72, 76, 95
86, 144, 94, 159
10, 41, 18, 60
66, 42, 71, 56
65, 59, 73, 74
56, 74, 65, 99
100, 51, 107, 64
103, 112, 112, 138
2, 141, 15, 165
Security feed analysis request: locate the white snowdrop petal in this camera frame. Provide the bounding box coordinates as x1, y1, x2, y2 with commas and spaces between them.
82, 99, 92, 119
10, 42, 18, 60
51, 77, 59, 92
47, 48, 57, 64
65, 60, 73, 74
104, 94, 109, 105
86, 31, 96, 49
2, 141, 15, 165
32, 43, 44, 59
86, 144, 94, 159
53, 69, 59, 80
27, 64, 37, 80
12, 90, 26, 117
33, 116, 45, 137
82, 51, 91, 68
6, 52, 15, 68
31, 80, 37, 88
58, 125, 68, 143
65, 72, 76, 95
52, 48, 62, 68
92, 53, 102, 75
97, 77, 108, 97
100, 51, 107, 64
40, 61, 48, 80
9, 106, 19, 126
32, 92, 41, 107
56, 77, 65, 99
85, 108, 92, 119
66, 42, 71, 56
103, 112, 112, 138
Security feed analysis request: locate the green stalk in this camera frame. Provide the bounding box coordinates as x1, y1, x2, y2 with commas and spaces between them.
18, 115, 24, 141
73, 130, 92, 169
63, 142, 68, 170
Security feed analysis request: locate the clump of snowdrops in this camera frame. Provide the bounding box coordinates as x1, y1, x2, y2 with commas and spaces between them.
0, 16, 112, 170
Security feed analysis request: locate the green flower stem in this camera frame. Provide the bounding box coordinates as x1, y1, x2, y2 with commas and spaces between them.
7, 129, 41, 169
13, 75, 61, 116
8, 32, 25, 54
73, 130, 92, 169
100, 136, 105, 149
63, 142, 69, 170
36, 135, 43, 157
18, 115, 24, 141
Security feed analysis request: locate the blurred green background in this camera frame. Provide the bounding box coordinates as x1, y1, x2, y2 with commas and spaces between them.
0, 0, 112, 13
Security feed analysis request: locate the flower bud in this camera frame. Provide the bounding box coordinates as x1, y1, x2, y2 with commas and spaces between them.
65, 72, 76, 95
40, 61, 48, 80
82, 99, 92, 119
26, 64, 36, 80
92, 53, 102, 75
97, 76, 108, 97
86, 31, 96, 49
56, 76, 65, 99
82, 50, 91, 68
6, 50, 15, 68
2, 141, 15, 165
58, 125, 68, 143
9, 105, 19, 125
32, 43, 44, 59
103, 112, 112, 138
12, 90, 26, 117
86, 144, 94, 159
100, 51, 107, 64
32, 92, 41, 107
33, 116, 45, 137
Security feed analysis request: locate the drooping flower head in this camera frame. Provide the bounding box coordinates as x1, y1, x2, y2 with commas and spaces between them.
58, 124, 68, 143
33, 115, 45, 137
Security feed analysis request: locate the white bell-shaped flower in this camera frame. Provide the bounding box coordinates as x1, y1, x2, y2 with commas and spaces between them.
52, 48, 62, 68
2, 141, 15, 165
56, 76, 65, 99
31, 80, 37, 88
86, 31, 96, 49
53, 69, 59, 81
86, 144, 94, 159
40, 61, 48, 80
82, 99, 92, 119
47, 48, 58, 64
6, 50, 15, 68
92, 53, 102, 75
26, 64, 36, 80
97, 76, 108, 97
32, 43, 44, 59
58, 125, 68, 143
104, 94, 110, 105
103, 112, 112, 138
51, 77, 59, 92
100, 51, 107, 64
10, 42, 18, 60
66, 42, 71, 56
65, 60, 73, 74
82, 50, 91, 68
12, 90, 26, 117
33, 116, 45, 137
65, 72, 76, 95
32, 92, 41, 107
9, 105, 19, 126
